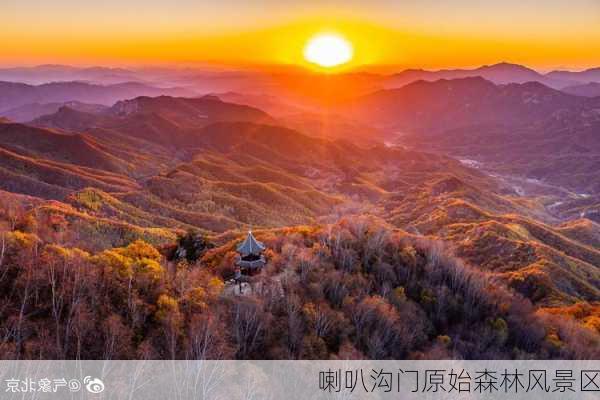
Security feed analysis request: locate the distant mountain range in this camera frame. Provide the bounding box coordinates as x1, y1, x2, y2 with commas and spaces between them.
32, 95, 273, 147
562, 82, 600, 97
0, 101, 107, 122
0, 64, 140, 85
343, 76, 598, 131
382, 62, 600, 90
546, 68, 600, 84
3, 62, 600, 102
0, 81, 197, 113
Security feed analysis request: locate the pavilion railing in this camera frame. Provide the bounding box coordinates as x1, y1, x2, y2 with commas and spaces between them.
235, 255, 266, 269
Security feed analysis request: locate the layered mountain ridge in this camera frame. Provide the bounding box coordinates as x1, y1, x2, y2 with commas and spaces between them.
0, 70, 598, 359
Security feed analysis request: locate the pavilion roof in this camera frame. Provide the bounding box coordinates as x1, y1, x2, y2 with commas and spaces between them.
236, 231, 265, 256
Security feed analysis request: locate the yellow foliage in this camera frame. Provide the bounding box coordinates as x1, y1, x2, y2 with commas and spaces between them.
206, 277, 224, 297
506, 223, 531, 240
71, 248, 90, 259
7, 230, 39, 248
583, 316, 600, 334
187, 287, 208, 310
490, 317, 508, 332
545, 328, 563, 349
44, 244, 71, 259
437, 335, 452, 347
118, 240, 161, 261
19, 213, 38, 233
489, 317, 509, 344
135, 257, 163, 282
93, 249, 133, 279
92, 240, 164, 282
44, 244, 90, 260
157, 294, 178, 311
420, 288, 436, 305
400, 245, 418, 267
393, 286, 407, 302
539, 303, 600, 334
156, 294, 180, 322
75, 188, 103, 211
303, 302, 317, 320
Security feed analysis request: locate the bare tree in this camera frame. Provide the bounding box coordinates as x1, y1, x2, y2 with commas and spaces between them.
231, 300, 266, 359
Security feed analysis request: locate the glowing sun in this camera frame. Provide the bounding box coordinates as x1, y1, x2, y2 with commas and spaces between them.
303, 34, 353, 68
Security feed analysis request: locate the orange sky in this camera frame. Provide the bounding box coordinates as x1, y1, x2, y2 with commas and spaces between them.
2, 1, 600, 70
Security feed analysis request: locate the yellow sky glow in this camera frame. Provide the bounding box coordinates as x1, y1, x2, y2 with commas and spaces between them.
2, 2, 600, 70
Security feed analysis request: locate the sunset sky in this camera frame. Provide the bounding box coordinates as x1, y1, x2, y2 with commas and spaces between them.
2, 0, 600, 70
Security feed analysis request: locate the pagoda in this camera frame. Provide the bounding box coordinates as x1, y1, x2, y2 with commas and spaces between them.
235, 231, 266, 275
